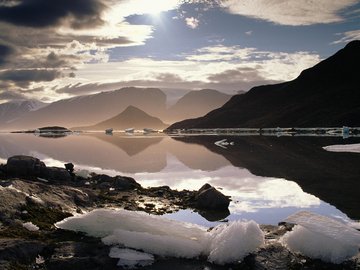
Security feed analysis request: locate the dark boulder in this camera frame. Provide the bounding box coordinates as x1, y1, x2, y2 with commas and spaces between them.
6, 155, 46, 177
91, 174, 141, 190
41, 167, 71, 182
113, 176, 141, 190
196, 183, 230, 210
64, 163, 74, 173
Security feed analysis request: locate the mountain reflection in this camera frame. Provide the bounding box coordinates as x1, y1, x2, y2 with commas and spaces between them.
173, 135, 360, 219
0, 133, 357, 224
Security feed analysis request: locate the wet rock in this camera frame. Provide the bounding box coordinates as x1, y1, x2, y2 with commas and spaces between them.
47, 241, 117, 270
0, 239, 45, 267
113, 176, 141, 190
64, 163, 74, 173
196, 183, 230, 210
42, 167, 71, 182
6, 155, 46, 177
98, 182, 111, 190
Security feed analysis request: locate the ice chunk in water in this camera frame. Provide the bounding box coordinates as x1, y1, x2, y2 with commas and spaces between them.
281, 211, 360, 263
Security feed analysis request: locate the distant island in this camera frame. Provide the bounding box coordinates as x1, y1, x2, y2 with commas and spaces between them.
12, 126, 72, 135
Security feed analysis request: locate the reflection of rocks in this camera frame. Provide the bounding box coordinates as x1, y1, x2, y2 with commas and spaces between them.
196, 183, 231, 210
197, 209, 230, 222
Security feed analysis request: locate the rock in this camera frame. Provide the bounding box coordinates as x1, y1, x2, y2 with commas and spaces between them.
64, 163, 74, 173
41, 167, 71, 182
47, 241, 117, 270
196, 184, 230, 210
113, 176, 141, 190
91, 174, 113, 183
0, 239, 45, 266
6, 155, 46, 177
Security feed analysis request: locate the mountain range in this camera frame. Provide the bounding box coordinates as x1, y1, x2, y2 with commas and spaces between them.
0, 100, 46, 126
168, 40, 360, 129
0, 88, 231, 130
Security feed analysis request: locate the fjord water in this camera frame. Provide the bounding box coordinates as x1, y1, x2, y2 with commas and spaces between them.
1, 133, 359, 226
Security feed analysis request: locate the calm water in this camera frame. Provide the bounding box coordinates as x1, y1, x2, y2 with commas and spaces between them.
1, 132, 359, 226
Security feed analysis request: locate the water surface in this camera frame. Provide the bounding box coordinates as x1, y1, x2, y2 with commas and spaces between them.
1, 133, 359, 226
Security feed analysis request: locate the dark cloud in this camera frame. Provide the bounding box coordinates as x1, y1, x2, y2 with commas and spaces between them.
0, 43, 14, 65
0, 0, 106, 29
0, 69, 61, 87
0, 90, 27, 101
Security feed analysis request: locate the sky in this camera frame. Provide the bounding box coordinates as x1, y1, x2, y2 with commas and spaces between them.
0, 0, 359, 103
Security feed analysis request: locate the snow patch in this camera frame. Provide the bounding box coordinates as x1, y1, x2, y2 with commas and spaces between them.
109, 248, 154, 268
56, 209, 264, 264
281, 211, 360, 263
323, 143, 360, 153
23, 221, 39, 231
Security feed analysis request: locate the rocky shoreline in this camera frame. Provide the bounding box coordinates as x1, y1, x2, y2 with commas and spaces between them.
0, 156, 359, 269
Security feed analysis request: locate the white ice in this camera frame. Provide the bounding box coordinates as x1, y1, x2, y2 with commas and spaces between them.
323, 143, 360, 153
56, 209, 264, 265
109, 247, 154, 269
281, 211, 360, 263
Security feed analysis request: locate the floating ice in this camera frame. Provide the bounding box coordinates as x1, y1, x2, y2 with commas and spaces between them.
56, 209, 264, 265
23, 221, 39, 231
109, 248, 154, 269
281, 211, 360, 263
323, 143, 360, 153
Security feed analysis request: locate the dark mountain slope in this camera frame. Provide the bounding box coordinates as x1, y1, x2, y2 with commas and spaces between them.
168, 41, 360, 129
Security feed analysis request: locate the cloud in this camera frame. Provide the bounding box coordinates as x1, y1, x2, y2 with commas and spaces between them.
0, 0, 106, 28
0, 69, 61, 87
332, 30, 360, 44
185, 17, 200, 29
219, 0, 358, 26
0, 43, 14, 65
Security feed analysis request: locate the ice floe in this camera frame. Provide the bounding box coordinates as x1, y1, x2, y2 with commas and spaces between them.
56, 209, 264, 265
323, 143, 360, 153
281, 211, 360, 263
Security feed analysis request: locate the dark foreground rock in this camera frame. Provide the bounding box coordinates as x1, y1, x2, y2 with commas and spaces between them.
196, 183, 231, 210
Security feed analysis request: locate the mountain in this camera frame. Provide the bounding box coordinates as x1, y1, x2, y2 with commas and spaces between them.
74, 105, 168, 130
168, 41, 360, 129
165, 89, 232, 123
0, 100, 46, 127
2, 87, 167, 130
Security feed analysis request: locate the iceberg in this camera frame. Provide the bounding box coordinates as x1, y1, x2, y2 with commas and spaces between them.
281, 211, 360, 263
56, 209, 264, 265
